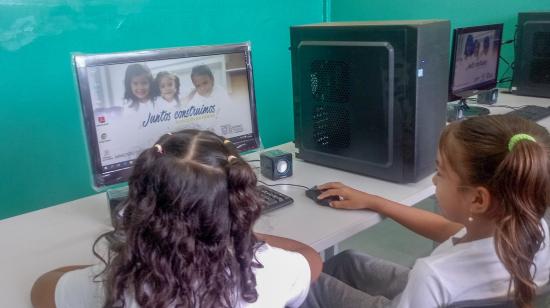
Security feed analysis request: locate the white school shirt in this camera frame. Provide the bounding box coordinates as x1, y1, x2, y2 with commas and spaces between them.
186, 85, 231, 136
155, 96, 182, 111
395, 219, 550, 307
55, 243, 311, 308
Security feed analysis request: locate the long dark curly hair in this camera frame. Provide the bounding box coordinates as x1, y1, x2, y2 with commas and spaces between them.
439, 115, 550, 308
94, 129, 263, 307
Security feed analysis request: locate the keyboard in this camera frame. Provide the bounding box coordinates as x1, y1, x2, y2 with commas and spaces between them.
507, 105, 550, 122
256, 185, 294, 213
106, 185, 293, 224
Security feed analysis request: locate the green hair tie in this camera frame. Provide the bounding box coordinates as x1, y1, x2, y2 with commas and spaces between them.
508, 133, 536, 152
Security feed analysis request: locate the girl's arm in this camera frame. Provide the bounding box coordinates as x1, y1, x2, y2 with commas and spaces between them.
30, 265, 90, 308
255, 233, 322, 282
317, 182, 463, 243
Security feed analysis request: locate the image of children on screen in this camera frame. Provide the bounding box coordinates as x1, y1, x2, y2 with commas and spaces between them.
123, 63, 156, 112
86, 53, 254, 170
182, 64, 242, 136
452, 30, 501, 93
155, 71, 181, 108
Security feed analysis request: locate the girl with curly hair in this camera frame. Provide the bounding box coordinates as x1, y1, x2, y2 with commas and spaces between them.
31, 129, 321, 308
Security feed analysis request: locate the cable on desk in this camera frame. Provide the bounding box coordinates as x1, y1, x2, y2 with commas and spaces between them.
258, 180, 310, 190
487, 104, 521, 110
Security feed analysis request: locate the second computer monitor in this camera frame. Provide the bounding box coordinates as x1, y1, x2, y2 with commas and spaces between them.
74, 42, 260, 188
448, 23, 503, 101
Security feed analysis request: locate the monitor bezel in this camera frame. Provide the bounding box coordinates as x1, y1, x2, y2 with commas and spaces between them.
448, 23, 504, 102
73, 42, 261, 189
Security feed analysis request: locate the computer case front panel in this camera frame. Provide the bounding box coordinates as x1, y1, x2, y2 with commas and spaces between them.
291, 21, 449, 183
513, 12, 550, 98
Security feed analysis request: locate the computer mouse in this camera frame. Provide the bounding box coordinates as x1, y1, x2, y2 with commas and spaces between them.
305, 187, 340, 207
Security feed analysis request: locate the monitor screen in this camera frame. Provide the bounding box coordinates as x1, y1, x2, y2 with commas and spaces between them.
74, 43, 260, 189
448, 24, 503, 100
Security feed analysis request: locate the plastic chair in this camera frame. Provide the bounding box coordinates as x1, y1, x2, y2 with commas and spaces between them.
447, 281, 550, 308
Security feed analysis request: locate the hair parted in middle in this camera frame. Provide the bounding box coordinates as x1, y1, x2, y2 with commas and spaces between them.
123, 63, 155, 103
154, 71, 181, 101
95, 129, 264, 308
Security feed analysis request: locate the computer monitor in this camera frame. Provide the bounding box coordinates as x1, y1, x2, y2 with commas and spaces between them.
74, 42, 260, 189
448, 24, 503, 120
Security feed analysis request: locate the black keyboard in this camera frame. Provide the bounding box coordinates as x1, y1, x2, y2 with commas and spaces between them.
508, 105, 550, 122
106, 185, 293, 225
256, 185, 294, 213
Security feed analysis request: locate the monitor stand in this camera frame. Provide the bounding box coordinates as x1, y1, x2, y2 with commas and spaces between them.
446, 98, 490, 122
106, 186, 129, 227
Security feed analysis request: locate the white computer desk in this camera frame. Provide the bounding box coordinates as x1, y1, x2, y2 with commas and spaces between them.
1, 93, 549, 307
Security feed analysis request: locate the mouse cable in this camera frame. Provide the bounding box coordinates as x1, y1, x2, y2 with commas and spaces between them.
258, 180, 310, 190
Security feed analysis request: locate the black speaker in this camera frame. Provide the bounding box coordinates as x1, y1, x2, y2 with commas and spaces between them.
260, 149, 293, 180
106, 186, 128, 227
512, 12, 550, 98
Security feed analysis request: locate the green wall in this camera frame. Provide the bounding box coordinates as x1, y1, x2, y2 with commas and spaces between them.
0, 1, 323, 219
2, 1, 550, 220
331, 0, 550, 86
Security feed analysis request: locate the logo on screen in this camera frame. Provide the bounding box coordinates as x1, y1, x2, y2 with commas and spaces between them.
98, 116, 106, 124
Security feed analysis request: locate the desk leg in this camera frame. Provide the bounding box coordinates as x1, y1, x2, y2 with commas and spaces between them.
322, 244, 339, 261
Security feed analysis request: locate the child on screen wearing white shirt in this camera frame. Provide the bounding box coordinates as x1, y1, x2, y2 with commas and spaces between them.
185, 65, 233, 135
155, 71, 181, 109
302, 114, 550, 308
123, 63, 156, 113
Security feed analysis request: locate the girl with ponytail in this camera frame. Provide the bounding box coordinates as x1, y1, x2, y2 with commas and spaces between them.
301, 114, 550, 308
31, 129, 321, 308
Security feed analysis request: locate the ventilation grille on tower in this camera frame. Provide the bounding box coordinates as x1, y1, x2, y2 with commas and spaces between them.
312, 105, 350, 148
533, 31, 550, 57
310, 60, 351, 103
529, 31, 550, 84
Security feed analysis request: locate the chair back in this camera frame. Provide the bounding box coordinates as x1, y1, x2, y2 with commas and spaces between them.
447, 280, 550, 308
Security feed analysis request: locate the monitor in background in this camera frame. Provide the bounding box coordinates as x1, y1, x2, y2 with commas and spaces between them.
447, 24, 503, 121
74, 42, 260, 189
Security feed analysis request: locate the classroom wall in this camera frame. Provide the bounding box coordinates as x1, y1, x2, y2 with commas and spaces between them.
330, 0, 550, 85
3, 1, 549, 220
0, 1, 323, 220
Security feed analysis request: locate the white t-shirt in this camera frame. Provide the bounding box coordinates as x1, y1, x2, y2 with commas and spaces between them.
54, 243, 311, 308
395, 219, 550, 307
155, 96, 182, 111
124, 99, 156, 113
186, 85, 231, 136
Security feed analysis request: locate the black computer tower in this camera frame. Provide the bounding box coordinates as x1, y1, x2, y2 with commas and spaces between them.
290, 20, 450, 183
512, 12, 550, 98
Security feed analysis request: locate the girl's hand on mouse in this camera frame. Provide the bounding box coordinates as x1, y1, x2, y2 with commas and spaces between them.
317, 182, 382, 210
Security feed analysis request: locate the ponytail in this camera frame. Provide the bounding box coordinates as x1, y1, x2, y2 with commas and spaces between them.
490, 137, 549, 308
440, 115, 550, 308
226, 156, 263, 303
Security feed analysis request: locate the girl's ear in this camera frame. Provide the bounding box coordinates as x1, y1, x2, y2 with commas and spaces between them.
470, 186, 492, 214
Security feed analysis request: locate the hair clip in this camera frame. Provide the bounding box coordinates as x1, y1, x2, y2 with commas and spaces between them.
508, 133, 536, 152
224, 139, 231, 145
227, 155, 237, 162
154, 144, 164, 154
